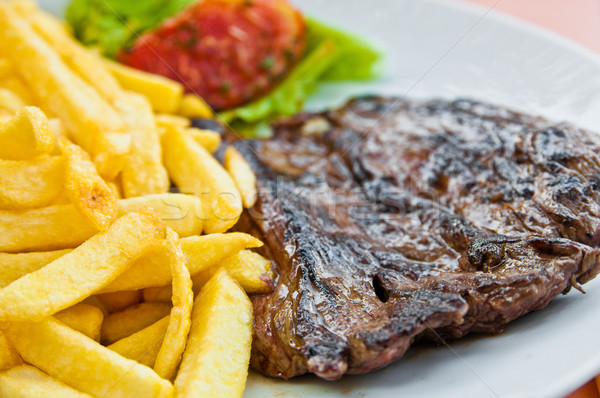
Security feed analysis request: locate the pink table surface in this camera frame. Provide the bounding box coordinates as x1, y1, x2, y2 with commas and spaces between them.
462, 0, 600, 53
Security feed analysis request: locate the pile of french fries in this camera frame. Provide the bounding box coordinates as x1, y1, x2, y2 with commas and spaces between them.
0, 1, 272, 397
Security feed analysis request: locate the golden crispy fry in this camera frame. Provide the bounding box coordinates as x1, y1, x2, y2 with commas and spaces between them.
0, 194, 202, 252
177, 94, 213, 119
0, 156, 64, 210
0, 210, 165, 321
154, 229, 193, 380
92, 131, 132, 181
117, 193, 204, 237
55, 303, 104, 342
0, 330, 21, 370
60, 139, 117, 230
101, 302, 171, 345
163, 126, 242, 233
0, 59, 9, 79
101, 233, 262, 293
0, 6, 128, 177
96, 290, 142, 314
186, 127, 221, 154
104, 59, 184, 114
2, 317, 173, 397
155, 114, 190, 131
142, 286, 173, 303
174, 269, 253, 398
0, 76, 37, 107
0, 106, 54, 160
0, 204, 96, 252
80, 296, 109, 317
193, 250, 274, 295
0, 250, 72, 288
0, 88, 25, 114
0, 365, 91, 398
117, 92, 169, 197
107, 316, 170, 368
224, 146, 257, 209
47, 117, 68, 141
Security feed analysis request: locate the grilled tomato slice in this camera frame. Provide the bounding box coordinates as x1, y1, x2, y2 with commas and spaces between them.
118, 0, 306, 111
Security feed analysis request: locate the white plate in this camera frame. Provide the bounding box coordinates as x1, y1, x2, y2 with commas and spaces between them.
39, 1, 600, 397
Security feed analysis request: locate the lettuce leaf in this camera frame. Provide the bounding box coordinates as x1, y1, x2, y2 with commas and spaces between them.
66, 0, 195, 58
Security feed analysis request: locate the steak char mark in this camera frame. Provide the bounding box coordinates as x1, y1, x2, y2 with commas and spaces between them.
234, 97, 600, 380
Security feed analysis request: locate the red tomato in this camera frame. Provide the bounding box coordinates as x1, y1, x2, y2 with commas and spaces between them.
118, 0, 306, 111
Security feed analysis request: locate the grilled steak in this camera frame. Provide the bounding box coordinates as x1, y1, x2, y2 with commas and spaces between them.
233, 97, 600, 380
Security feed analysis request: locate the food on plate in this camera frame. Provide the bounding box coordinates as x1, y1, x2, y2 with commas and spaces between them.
162, 125, 242, 233
191, 249, 274, 295
55, 303, 105, 342
0, 365, 91, 398
224, 146, 258, 209
66, 0, 383, 136
118, 0, 306, 111
100, 232, 264, 293
174, 269, 253, 397
2, 317, 173, 397
107, 316, 170, 368
95, 290, 143, 314
0, 193, 203, 252
235, 97, 600, 379
101, 302, 172, 345
0, 106, 54, 160
0, 155, 64, 210
0, 210, 165, 322
0, 3, 265, 395
152, 228, 193, 380
60, 138, 117, 230
0, 331, 22, 371
103, 59, 185, 114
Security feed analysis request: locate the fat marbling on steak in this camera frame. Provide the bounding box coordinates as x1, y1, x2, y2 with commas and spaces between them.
232, 97, 600, 380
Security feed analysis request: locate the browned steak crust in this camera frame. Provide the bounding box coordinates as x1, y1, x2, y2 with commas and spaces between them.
233, 97, 600, 380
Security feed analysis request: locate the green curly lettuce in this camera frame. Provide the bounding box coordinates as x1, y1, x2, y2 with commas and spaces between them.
66, 0, 195, 58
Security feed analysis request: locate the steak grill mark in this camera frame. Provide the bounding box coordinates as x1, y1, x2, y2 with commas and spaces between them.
234, 97, 600, 380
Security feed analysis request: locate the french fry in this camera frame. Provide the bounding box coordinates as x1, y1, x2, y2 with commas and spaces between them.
108, 316, 170, 368
47, 117, 68, 141
143, 286, 173, 303
117, 92, 169, 197
0, 210, 165, 321
0, 59, 10, 80
101, 233, 262, 293
193, 250, 274, 295
0, 5, 128, 178
117, 193, 204, 237
0, 250, 72, 288
186, 127, 221, 153
0, 76, 37, 107
224, 146, 257, 209
2, 317, 173, 397
96, 290, 142, 314
60, 139, 117, 230
0, 194, 202, 252
80, 296, 109, 317
0, 365, 91, 398
0, 155, 64, 210
55, 303, 104, 342
0, 88, 25, 114
101, 302, 172, 345
174, 269, 253, 398
155, 114, 190, 130
163, 126, 242, 233
0, 106, 54, 160
154, 228, 193, 380
104, 59, 184, 114
177, 93, 213, 119
0, 330, 21, 370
